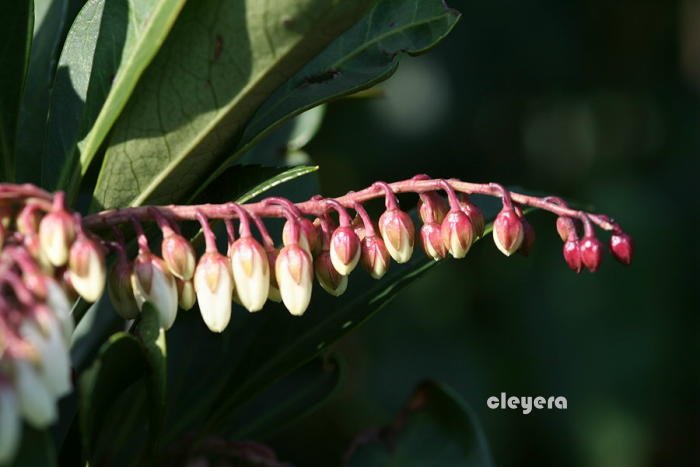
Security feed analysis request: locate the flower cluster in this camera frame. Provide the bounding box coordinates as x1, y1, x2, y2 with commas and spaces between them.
86, 176, 633, 333
0, 176, 633, 461
0, 187, 105, 463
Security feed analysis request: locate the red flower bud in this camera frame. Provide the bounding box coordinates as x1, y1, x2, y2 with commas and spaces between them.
420, 223, 447, 260
314, 251, 348, 296
360, 235, 390, 279
378, 208, 415, 263
161, 232, 196, 281
609, 232, 633, 265
580, 235, 603, 272
556, 216, 576, 243
440, 210, 474, 259
329, 226, 361, 275
417, 192, 449, 224
68, 234, 106, 303
457, 194, 485, 238
492, 207, 524, 256
563, 239, 582, 273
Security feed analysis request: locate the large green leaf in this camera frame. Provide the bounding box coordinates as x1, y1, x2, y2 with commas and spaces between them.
202, 0, 461, 190
41, 0, 186, 195
79, 304, 166, 464
79, 332, 145, 461
92, 0, 374, 210
345, 381, 493, 467
15, 0, 83, 184
0, 0, 33, 182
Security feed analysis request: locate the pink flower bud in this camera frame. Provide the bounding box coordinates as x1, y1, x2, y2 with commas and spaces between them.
16, 205, 39, 236
492, 207, 524, 256
556, 216, 576, 242
38, 210, 75, 267
518, 217, 536, 257
108, 257, 139, 320
275, 244, 313, 316
420, 223, 447, 260
230, 237, 270, 312
329, 226, 361, 275
68, 234, 106, 303
161, 232, 196, 281
131, 252, 178, 329
378, 208, 415, 263
283, 217, 321, 255
177, 279, 196, 311
440, 210, 474, 259
23, 234, 52, 274
194, 252, 234, 332
417, 193, 448, 224
360, 236, 390, 279
610, 232, 633, 265
457, 194, 485, 238
314, 251, 348, 296
563, 239, 582, 273
580, 235, 603, 272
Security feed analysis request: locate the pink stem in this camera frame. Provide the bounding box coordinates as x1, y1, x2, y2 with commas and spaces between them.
196, 211, 218, 253
226, 203, 252, 237
81, 178, 621, 233
372, 181, 399, 210
324, 199, 352, 226
353, 202, 376, 237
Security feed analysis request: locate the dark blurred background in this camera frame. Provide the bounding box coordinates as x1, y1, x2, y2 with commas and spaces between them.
264, 1, 699, 465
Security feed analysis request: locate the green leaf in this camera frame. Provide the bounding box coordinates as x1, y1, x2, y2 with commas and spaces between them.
9, 426, 56, 467
15, 0, 81, 184
42, 0, 187, 195
345, 381, 493, 467
202, 0, 461, 189
79, 304, 166, 463
92, 0, 374, 210
0, 0, 33, 182
132, 304, 167, 453
79, 332, 146, 460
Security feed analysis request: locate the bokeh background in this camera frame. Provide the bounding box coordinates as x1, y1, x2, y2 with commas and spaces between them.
261, 1, 698, 465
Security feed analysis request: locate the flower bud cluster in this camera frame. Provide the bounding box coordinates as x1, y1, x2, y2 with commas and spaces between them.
0, 190, 98, 463
85, 177, 633, 332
